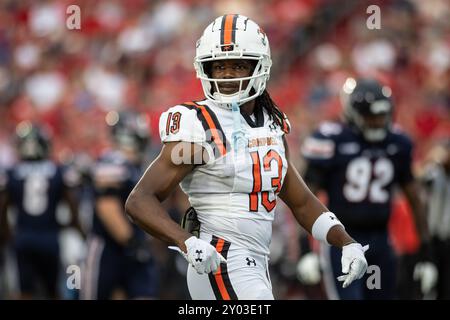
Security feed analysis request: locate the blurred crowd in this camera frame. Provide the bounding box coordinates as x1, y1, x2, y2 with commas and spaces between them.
0, 0, 449, 299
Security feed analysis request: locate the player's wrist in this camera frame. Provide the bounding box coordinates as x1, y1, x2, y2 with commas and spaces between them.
342, 239, 358, 248
327, 226, 355, 248
311, 212, 344, 245
176, 233, 193, 253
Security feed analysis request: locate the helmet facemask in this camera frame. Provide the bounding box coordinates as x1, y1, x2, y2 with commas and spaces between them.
107, 111, 150, 162
15, 122, 51, 161
342, 78, 393, 142
350, 107, 392, 142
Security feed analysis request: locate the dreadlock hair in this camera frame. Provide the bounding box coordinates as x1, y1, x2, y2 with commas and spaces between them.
255, 89, 286, 130
203, 60, 289, 132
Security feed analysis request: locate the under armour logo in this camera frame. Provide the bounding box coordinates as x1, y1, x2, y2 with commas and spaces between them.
329, 215, 340, 222
246, 257, 256, 266
269, 123, 277, 132
195, 250, 203, 262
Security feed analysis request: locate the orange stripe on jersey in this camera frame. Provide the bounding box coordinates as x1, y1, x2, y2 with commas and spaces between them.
214, 238, 231, 300
184, 101, 227, 156
282, 116, 290, 134
199, 106, 226, 156
283, 121, 289, 134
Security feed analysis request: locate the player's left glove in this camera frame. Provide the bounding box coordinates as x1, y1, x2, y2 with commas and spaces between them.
337, 243, 369, 288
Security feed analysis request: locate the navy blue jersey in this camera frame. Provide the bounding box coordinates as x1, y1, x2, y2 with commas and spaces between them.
2, 160, 76, 234
302, 122, 414, 231
91, 150, 144, 245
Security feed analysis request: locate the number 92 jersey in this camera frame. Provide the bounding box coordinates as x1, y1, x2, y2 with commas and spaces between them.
302, 122, 414, 231
159, 99, 290, 255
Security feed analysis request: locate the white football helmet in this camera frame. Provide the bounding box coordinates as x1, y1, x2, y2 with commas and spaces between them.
194, 14, 272, 109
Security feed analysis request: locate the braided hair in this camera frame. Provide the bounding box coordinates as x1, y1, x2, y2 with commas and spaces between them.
203, 61, 289, 132
255, 89, 288, 132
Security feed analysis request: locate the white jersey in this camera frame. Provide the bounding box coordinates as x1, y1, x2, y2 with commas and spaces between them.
159, 99, 290, 255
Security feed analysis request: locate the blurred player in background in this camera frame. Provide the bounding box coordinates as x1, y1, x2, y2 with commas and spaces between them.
0, 122, 83, 299
418, 140, 450, 299
80, 111, 158, 300
300, 78, 435, 299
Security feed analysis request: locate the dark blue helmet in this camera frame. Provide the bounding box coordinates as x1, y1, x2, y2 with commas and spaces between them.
341, 78, 393, 142
106, 111, 150, 152
15, 122, 51, 160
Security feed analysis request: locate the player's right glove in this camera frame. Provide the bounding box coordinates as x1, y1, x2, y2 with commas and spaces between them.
414, 261, 438, 296
170, 236, 227, 274
413, 242, 438, 296
337, 243, 369, 288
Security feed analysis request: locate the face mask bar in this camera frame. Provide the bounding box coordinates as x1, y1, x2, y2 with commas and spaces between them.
352, 111, 391, 142
195, 55, 270, 108
194, 39, 271, 108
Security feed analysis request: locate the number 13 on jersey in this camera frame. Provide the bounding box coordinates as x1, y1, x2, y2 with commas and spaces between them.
249, 150, 283, 212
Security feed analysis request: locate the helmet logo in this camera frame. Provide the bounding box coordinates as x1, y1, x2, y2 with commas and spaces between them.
223, 44, 233, 51
257, 28, 267, 46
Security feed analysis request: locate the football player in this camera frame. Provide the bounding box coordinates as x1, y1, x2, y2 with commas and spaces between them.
80, 111, 158, 300
418, 140, 450, 299
125, 14, 368, 300
300, 78, 434, 299
0, 122, 83, 299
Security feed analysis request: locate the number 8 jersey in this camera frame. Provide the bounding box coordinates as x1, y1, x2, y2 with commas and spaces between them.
159, 99, 290, 255
0, 160, 79, 233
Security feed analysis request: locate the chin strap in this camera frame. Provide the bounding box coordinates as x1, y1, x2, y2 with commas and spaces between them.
231, 101, 247, 155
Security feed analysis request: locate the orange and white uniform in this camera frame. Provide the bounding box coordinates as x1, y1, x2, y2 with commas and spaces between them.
159, 99, 290, 299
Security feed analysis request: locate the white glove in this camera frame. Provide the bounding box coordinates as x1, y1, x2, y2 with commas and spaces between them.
413, 262, 438, 295
337, 243, 369, 288
169, 236, 227, 274
297, 252, 321, 285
